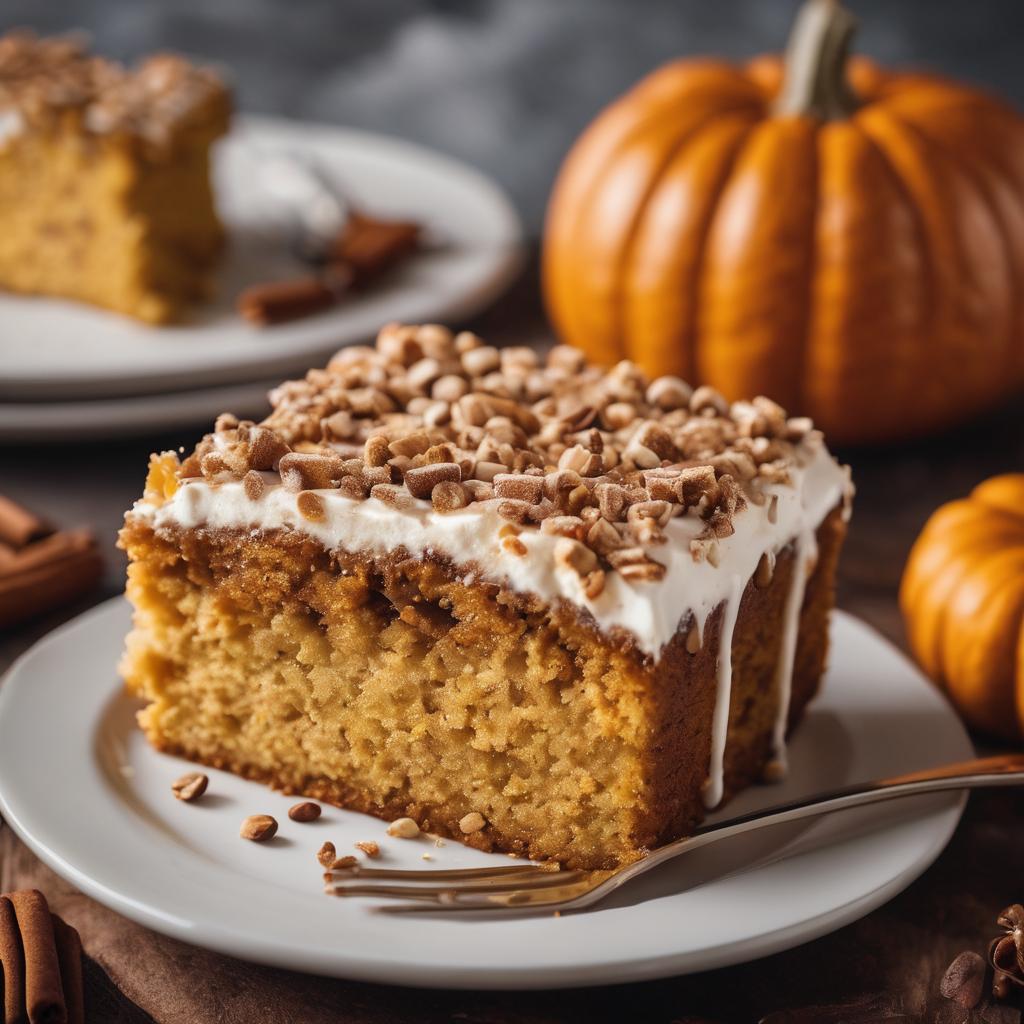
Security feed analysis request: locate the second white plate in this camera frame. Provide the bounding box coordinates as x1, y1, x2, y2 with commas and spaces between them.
0, 116, 523, 401
0, 601, 971, 989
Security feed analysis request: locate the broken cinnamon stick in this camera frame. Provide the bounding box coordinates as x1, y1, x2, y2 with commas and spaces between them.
0, 528, 103, 629
52, 917, 83, 1024
237, 267, 353, 326
0, 895, 26, 1024
0, 496, 49, 549
330, 213, 421, 284
8, 891, 64, 1024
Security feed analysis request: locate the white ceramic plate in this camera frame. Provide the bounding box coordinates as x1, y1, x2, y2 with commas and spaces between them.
0, 116, 523, 401
0, 600, 970, 990
0, 378, 278, 442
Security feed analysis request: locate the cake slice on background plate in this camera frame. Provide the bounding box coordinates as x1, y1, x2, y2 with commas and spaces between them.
0, 30, 229, 323
120, 324, 851, 869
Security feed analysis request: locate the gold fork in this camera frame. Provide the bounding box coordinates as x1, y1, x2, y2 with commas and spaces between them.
324, 754, 1024, 915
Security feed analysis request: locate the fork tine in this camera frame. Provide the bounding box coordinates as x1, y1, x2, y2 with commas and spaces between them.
326, 870, 586, 900
325, 863, 554, 882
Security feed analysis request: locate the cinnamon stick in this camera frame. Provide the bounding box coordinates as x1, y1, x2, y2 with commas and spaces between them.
0, 895, 25, 1024
330, 214, 421, 284
51, 919, 82, 1024
237, 268, 353, 326
0, 530, 103, 629
0, 496, 49, 549
8, 891, 64, 1024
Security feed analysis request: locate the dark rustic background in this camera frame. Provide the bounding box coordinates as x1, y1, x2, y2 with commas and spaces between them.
2, 0, 1023, 229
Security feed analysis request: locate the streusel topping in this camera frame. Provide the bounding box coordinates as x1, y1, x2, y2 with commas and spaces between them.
173, 323, 826, 593
0, 30, 229, 152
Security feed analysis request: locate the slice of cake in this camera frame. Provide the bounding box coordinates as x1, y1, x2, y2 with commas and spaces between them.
120, 324, 851, 869
0, 31, 229, 323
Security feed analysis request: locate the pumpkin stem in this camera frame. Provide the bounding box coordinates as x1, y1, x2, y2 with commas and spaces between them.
773, 0, 859, 119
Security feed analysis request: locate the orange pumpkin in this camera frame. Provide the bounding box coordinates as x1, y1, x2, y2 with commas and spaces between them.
900, 475, 1024, 740
543, 0, 1024, 445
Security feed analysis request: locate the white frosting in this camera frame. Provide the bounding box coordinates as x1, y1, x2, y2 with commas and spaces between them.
130, 440, 848, 662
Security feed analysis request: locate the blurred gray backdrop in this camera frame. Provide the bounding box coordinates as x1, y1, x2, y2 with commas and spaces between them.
3, 0, 1021, 231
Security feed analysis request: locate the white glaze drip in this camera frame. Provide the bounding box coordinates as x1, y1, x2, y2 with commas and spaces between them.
701, 572, 744, 809
766, 530, 816, 778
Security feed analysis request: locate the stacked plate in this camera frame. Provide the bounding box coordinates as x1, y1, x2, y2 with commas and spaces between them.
0, 116, 524, 442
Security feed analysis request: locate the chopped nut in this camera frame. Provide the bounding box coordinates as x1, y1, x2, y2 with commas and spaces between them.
554, 537, 598, 576
240, 814, 278, 842
494, 473, 543, 504
171, 772, 208, 802
370, 483, 416, 510
278, 451, 343, 492
690, 385, 729, 416
364, 434, 391, 467
317, 841, 336, 867
459, 811, 486, 834
502, 535, 529, 557
288, 801, 322, 822
405, 462, 461, 499
387, 817, 421, 839
355, 840, 380, 858
296, 490, 326, 522
431, 479, 469, 512
330, 855, 358, 869
646, 376, 692, 411
242, 470, 265, 501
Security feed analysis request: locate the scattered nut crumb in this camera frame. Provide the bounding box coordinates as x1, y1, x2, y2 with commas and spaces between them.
239, 814, 278, 842
387, 817, 421, 839
459, 811, 486, 834
330, 855, 358, 869
433, 837, 446, 848
355, 840, 380, 858
421, 853, 433, 861
171, 772, 208, 802
316, 841, 336, 867
288, 801, 321, 822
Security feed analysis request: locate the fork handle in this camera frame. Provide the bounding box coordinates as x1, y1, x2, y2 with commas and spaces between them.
645, 752, 1024, 870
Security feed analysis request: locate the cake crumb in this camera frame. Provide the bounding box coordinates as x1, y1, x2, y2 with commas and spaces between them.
355, 840, 380, 858
317, 841, 336, 867
459, 812, 486, 834
387, 817, 421, 839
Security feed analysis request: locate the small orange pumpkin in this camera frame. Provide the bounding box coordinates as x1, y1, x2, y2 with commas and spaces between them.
543, 0, 1024, 445
900, 475, 1024, 740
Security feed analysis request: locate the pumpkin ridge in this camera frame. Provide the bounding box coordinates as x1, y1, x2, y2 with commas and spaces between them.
543, 69, 763, 367
878, 105, 1017, 403
605, 104, 762, 376
621, 113, 758, 380
854, 110, 947, 433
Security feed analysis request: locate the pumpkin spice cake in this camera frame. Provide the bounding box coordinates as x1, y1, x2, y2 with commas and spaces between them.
120, 324, 851, 869
0, 31, 229, 323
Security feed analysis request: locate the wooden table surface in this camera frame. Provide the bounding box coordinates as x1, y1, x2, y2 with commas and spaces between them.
2, 263, 1023, 1023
